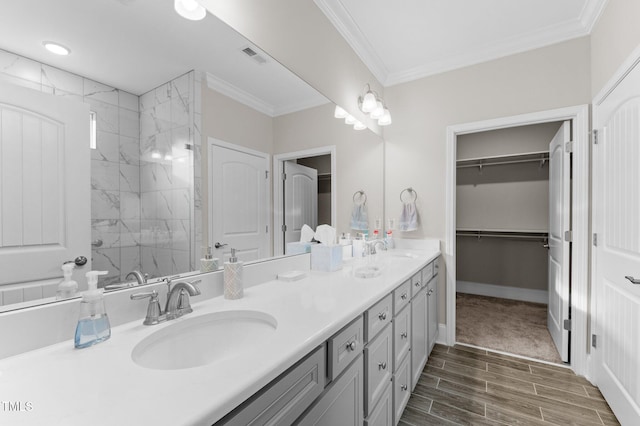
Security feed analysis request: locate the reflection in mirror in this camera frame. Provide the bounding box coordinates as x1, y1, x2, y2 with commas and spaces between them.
0, 0, 384, 313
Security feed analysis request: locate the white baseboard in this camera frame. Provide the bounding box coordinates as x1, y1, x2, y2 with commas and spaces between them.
457, 280, 548, 304
436, 323, 448, 345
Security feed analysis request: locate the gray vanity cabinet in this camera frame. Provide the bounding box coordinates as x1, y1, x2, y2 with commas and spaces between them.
365, 381, 393, 426
294, 355, 364, 426
427, 275, 438, 353
364, 323, 393, 417
410, 285, 428, 391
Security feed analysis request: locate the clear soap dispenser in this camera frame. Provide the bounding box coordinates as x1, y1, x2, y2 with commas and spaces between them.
74, 270, 111, 349
56, 262, 78, 300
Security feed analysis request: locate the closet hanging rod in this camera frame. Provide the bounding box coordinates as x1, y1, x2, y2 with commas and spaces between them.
456, 156, 549, 169
456, 230, 548, 241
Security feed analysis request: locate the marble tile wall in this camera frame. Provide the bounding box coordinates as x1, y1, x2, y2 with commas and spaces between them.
139, 71, 198, 278
0, 48, 140, 288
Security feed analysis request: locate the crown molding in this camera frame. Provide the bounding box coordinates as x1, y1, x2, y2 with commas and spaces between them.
385, 18, 590, 87
579, 0, 608, 33
206, 72, 275, 116
314, 0, 389, 85
273, 96, 330, 117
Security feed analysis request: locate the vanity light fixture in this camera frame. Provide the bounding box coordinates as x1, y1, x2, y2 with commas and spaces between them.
43, 41, 70, 56
174, 0, 206, 21
334, 105, 348, 119
353, 121, 366, 130
357, 83, 392, 126
345, 114, 357, 125
151, 150, 162, 160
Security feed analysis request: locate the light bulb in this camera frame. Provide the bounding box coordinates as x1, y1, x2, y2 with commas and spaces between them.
378, 108, 392, 126
370, 100, 385, 119
334, 105, 348, 119
345, 115, 357, 125
151, 150, 161, 159
174, 0, 206, 20
353, 121, 366, 130
361, 91, 377, 113
164, 154, 173, 161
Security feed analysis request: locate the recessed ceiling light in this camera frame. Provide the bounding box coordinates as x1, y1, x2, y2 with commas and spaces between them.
174, 0, 206, 21
43, 42, 70, 56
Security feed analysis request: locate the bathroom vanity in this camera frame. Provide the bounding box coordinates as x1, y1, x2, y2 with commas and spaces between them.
0, 241, 440, 425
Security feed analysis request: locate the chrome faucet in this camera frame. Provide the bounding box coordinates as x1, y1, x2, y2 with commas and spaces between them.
126, 270, 148, 286
130, 278, 201, 325
366, 239, 388, 255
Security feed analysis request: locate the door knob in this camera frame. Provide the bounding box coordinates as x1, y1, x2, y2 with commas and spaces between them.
64, 256, 87, 267
625, 276, 640, 285
214, 242, 228, 249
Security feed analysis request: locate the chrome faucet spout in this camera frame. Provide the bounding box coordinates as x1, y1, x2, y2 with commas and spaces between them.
126, 270, 148, 285
165, 280, 201, 320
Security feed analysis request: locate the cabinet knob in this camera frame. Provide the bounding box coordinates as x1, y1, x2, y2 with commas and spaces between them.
346, 341, 357, 351
378, 362, 387, 370
401, 293, 407, 300
378, 312, 387, 321
401, 384, 408, 391
400, 331, 408, 339
428, 289, 434, 296
415, 282, 421, 287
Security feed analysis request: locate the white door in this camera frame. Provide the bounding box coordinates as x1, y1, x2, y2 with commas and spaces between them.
209, 141, 269, 262
0, 82, 90, 287
547, 120, 571, 363
593, 58, 640, 425
283, 161, 317, 247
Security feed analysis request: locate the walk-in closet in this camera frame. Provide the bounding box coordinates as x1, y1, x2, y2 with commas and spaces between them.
455, 122, 566, 364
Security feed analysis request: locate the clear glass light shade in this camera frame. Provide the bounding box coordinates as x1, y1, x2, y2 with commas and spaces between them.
378, 108, 392, 126
334, 105, 348, 118
151, 150, 162, 159
345, 114, 357, 125
370, 101, 385, 119
361, 91, 377, 113
353, 121, 366, 130
174, 0, 206, 21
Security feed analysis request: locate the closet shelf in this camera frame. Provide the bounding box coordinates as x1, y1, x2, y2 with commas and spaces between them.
456, 151, 549, 169
456, 229, 549, 241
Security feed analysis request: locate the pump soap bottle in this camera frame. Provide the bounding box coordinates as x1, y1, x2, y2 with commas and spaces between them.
224, 248, 244, 299
56, 263, 78, 300
75, 270, 111, 349
200, 246, 217, 272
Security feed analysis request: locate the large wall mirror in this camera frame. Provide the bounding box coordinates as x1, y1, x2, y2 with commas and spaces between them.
0, 0, 384, 313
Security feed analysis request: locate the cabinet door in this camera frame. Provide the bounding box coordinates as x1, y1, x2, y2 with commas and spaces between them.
393, 305, 411, 371
295, 355, 363, 426
364, 324, 393, 417
427, 277, 438, 353
393, 355, 411, 425
410, 287, 428, 390
365, 381, 392, 426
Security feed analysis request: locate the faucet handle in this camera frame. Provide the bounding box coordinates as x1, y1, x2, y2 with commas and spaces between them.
130, 290, 163, 326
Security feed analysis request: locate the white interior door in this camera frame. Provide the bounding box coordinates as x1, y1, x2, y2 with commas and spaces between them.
593, 58, 640, 425
547, 120, 571, 363
0, 82, 90, 287
209, 141, 269, 262
283, 161, 317, 247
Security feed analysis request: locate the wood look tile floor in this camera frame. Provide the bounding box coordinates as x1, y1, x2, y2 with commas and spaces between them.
399, 344, 620, 426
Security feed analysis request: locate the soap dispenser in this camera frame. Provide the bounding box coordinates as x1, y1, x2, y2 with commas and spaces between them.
200, 246, 217, 272
56, 263, 78, 300
74, 271, 111, 349
224, 248, 244, 300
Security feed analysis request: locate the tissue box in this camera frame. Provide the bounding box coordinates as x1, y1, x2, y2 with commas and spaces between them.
286, 241, 317, 255
311, 244, 343, 272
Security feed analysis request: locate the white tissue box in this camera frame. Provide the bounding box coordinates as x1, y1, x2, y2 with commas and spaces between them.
311, 245, 343, 272
286, 241, 317, 255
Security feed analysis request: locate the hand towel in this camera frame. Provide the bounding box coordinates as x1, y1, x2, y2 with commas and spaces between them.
350, 202, 369, 231
398, 201, 418, 231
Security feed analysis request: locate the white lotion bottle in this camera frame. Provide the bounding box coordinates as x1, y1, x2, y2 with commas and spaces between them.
56, 263, 78, 300
200, 246, 217, 272
224, 248, 244, 299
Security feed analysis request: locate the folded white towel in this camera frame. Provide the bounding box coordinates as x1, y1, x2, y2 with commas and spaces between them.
350, 202, 369, 231
398, 201, 418, 231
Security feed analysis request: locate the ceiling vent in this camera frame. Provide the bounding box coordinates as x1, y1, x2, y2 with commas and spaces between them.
242, 47, 267, 65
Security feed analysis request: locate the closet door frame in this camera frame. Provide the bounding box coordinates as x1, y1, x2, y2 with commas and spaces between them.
445, 105, 590, 377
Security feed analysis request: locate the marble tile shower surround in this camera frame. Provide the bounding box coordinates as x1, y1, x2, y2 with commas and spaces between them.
0, 48, 201, 306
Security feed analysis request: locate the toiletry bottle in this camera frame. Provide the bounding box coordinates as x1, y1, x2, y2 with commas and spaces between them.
385, 229, 395, 249
56, 263, 78, 300
74, 271, 111, 349
224, 248, 244, 299
200, 246, 217, 272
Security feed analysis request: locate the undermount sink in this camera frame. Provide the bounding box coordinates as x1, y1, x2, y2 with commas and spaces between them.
354, 265, 383, 278
132, 310, 278, 370
389, 252, 419, 259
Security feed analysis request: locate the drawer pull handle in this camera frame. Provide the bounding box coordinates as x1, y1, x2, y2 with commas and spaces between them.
401, 384, 408, 391
428, 289, 434, 296
401, 293, 407, 300
415, 282, 421, 287
378, 312, 387, 321
346, 341, 357, 351
378, 362, 387, 370
400, 331, 408, 339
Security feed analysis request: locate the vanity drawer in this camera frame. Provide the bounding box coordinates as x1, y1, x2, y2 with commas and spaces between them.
393, 279, 411, 315
410, 271, 423, 298
393, 305, 411, 372
433, 258, 440, 277
220, 345, 326, 426
422, 262, 434, 284
364, 381, 392, 426
365, 293, 392, 342
393, 355, 411, 425
364, 323, 393, 417
328, 316, 364, 382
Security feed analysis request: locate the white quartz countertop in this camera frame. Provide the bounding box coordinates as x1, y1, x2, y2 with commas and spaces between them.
0, 248, 439, 425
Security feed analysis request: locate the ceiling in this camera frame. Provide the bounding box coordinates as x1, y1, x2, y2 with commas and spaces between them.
0, 0, 327, 116
315, 0, 608, 87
